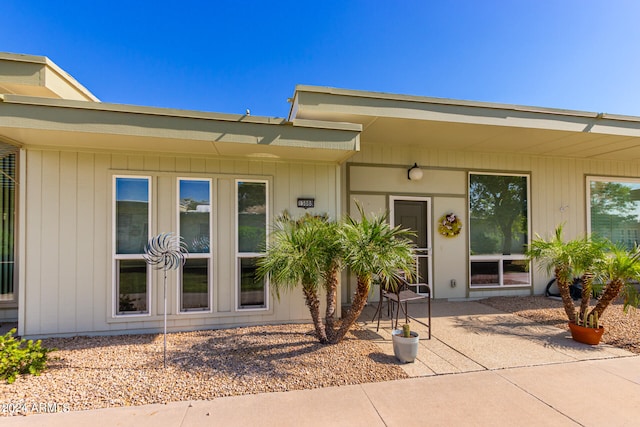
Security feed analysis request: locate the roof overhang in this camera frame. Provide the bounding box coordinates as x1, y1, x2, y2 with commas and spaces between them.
289, 85, 640, 161
0, 52, 99, 102
0, 94, 360, 163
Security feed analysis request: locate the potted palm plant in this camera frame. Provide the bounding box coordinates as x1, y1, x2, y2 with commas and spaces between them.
528, 225, 640, 345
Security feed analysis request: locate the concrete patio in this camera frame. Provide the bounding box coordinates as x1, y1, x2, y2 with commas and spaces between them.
357, 299, 634, 377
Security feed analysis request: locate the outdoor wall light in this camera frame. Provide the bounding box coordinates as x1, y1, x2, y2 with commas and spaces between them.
407, 163, 423, 181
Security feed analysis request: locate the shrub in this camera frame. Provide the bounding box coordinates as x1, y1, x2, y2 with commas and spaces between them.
0, 328, 53, 384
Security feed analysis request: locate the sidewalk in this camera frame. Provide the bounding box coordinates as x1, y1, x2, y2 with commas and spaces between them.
3, 301, 639, 426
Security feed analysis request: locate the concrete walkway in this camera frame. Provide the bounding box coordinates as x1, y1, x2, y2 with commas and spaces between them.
3, 301, 640, 426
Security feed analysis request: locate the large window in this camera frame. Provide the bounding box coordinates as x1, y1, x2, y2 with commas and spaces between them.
236, 180, 267, 309
1, 152, 16, 302
469, 173, 530, 287
114, 176, 150, 315
178, 178, 212, 312
588, 177, 640, 249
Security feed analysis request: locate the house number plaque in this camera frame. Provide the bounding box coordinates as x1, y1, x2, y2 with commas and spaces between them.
297, 198, 315, 209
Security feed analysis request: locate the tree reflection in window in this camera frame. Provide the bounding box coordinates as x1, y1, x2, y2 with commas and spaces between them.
470, 174, 528, 255
590, 179, 640, 250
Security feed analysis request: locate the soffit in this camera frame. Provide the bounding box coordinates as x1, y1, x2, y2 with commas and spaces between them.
292, 86, 640, 161
0, 95, 359, 163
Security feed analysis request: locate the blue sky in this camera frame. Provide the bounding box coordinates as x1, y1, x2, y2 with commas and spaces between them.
3, 1, 640, 118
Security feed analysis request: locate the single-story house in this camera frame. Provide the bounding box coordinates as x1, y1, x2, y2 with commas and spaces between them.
3, 52, 640, 337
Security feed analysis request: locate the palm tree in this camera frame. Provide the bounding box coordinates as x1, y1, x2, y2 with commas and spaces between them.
257, 212, 339, 344
332, 204, 416, 344
528, 226, 640, 327
527, 225, 582, 322
319, 220, 342, 343
573, 237, 606, 324
590, 243, 640, 319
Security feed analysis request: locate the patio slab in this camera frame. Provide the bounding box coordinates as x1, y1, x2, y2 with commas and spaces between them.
358, 300, 635, 377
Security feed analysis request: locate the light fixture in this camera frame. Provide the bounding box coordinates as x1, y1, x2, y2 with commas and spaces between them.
407, 163, 423, 181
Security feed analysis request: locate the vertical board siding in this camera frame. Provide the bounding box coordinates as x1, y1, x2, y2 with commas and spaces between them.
58, 151, 77, 333
92, 154, 110, 330
76, 152, 95, 333
23, 149, 340, 336
22, 142, 640, 335
39, 151, 60, 334
215, 178, 232, 313
24, 151, 42, 336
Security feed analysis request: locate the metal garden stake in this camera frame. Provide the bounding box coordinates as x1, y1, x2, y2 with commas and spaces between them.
143, 232, 187, 368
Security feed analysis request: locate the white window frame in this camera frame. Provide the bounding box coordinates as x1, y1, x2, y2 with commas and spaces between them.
177, 177, 213, 314
112, 175, 152, 317
468, 172, 531, 288
235, 179, 269, 311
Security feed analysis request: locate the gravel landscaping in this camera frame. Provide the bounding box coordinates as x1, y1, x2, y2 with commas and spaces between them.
1, 296, 638, 416
0, 324, 406, 415
480, 296, 640, 354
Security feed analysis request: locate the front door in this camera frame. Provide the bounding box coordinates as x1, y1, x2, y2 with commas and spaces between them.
390, 197, 432, 296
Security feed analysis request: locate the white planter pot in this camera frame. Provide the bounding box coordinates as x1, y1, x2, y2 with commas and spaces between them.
391, 329, 419, 363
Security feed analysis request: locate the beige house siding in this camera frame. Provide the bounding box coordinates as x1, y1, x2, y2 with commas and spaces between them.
344, 143, 640, 302
20, 148, 339, 337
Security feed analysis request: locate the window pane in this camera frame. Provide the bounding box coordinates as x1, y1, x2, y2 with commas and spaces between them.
116, 178, 149, 254
239, 257, 265, 308
590, 180, 640, 250
470, 261, 499, 286
117, 259, 148, 314
1, 153, 15, 300
179, 180, 211, 253
470, 174, 528, 255
238, 181, 266, 253
503, 260, 530, 285
181, 258, 209, 311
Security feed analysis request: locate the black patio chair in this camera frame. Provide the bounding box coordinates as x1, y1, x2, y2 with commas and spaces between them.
371, 273, 431, 339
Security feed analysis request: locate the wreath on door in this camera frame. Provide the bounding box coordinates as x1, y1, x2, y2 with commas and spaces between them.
438, 213, 462, 237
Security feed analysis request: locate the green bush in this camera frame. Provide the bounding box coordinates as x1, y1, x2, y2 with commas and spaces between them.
0, 328, 53, 384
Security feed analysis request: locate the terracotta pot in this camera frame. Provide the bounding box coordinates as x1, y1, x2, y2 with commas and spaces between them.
568, 322, 604, 345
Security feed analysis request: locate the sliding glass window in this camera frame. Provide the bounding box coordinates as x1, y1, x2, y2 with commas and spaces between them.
114, 176, 151, 315
178, 178, 212, 312
236, 180, 267, 309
